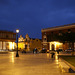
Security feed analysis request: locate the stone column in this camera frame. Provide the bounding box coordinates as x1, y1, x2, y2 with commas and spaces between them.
2, 41, 3, 50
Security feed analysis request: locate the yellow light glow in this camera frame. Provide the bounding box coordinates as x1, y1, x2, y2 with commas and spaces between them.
18, 43, 24, 49
54, 42, 60, 46
47, 53, 50, 58
12, 42, 15, 49
9, 52, 14, 63
55, 52, 59, 64
9, 42, 12, 50
54, 42, 59, 50
9, 42, 15, 50
11, 52, 14, 63
55, 53, 58, 60
50, 41, 63, 50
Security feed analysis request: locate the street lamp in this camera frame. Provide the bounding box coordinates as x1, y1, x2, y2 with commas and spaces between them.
16, 29, 19, 57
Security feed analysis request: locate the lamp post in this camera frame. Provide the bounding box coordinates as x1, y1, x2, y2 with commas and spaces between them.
16, 29, 19, 57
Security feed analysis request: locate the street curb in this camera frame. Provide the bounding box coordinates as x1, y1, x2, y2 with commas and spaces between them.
0, 51, 8, 54
59, 57, 75, 71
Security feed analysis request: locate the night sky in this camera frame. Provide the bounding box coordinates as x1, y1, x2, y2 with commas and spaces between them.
0, 0, 75, 39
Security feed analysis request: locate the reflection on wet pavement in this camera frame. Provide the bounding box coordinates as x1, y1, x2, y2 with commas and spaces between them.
0, 52, 74, 75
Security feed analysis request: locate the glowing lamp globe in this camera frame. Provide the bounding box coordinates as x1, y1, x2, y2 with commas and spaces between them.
16, 29, 19, 33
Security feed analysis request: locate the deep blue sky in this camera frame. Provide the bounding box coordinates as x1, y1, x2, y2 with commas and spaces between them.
0, 0, 75, 39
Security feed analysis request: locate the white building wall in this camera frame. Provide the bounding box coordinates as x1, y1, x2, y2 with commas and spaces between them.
8, 42, 15, 50
0, 42, 2, 49
3, 42, 6, 50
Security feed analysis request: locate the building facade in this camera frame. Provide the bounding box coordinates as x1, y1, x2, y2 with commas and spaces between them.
41, 24, 75, 51
0, 30, 16, 50
18, 34, 42, 51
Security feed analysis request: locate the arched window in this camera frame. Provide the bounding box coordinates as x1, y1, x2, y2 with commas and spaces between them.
68, 29, 71, 33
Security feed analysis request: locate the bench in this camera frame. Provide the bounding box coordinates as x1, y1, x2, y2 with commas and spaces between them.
59, 62, 70, 72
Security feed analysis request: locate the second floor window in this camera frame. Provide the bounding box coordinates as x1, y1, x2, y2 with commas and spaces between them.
59, 30, 62, 36
6, 35, 8, 38
43, 35, 47, 42
68, 29, 71, 33
44, 38, 46, 40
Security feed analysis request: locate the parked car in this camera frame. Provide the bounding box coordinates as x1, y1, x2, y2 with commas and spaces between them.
22, 50, 26, 53
57, 49, 63, 52
65, 49, 73, 52
40, 49, 47, 53
56, 49, 63, 54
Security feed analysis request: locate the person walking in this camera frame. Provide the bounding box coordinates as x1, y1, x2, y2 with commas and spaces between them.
57, 50, 59, 54
34, 48, 37, 53
51, 52, 55, 58
33, 48, 37, 54
33, 49, 35, 54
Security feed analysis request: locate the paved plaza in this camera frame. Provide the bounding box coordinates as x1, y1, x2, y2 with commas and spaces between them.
0, 52, 75, 75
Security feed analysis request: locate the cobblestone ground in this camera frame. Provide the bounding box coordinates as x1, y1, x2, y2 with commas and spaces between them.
0, 52, 75, 75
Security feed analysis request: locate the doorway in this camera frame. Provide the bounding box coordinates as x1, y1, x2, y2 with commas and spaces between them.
25, 45, 27, 49
52, 44, 55, 50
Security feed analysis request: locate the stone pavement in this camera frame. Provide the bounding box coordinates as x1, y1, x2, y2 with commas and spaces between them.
0, 52, 75, 75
